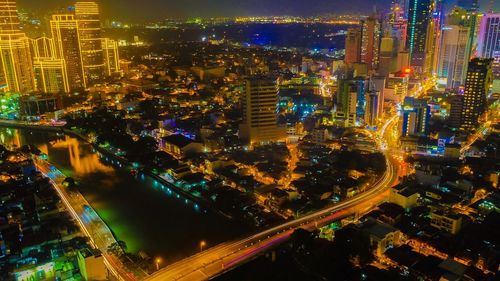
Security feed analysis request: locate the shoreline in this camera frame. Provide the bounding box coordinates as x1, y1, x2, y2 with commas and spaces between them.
0, 120, 232, 219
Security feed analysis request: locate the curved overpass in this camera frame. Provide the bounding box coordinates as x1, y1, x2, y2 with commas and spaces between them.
145, 154, 399, 281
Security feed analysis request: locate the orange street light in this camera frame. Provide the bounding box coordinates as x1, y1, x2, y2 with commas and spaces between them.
155, 257, 162, 271
200, 240, 207, 252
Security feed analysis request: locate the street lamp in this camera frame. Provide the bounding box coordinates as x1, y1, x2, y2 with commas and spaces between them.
200, 240, 206, 252
155, 257, 162, 271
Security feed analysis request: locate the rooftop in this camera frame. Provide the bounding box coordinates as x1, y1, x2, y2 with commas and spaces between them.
162, 134, 194, 148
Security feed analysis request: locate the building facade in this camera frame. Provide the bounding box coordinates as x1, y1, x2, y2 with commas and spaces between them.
406, 0, 434, 75
74, 2, 105, 85
0, 0, 35, 94
437, 25, 471, 88
50, 14, 85, 90
460, 58, 493, 131
345, 28, 362, 65
239, 78, 286, 144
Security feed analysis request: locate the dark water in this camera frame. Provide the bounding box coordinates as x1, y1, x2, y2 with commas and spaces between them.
0, 127, 246, 263
105, 23, 354, 50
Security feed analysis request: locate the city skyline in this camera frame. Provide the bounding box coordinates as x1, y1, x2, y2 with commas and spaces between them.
0, 0, 499, 280
16, 0, 500, 21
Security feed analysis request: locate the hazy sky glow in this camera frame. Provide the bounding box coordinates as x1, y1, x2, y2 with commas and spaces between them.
17, 0, 500, 22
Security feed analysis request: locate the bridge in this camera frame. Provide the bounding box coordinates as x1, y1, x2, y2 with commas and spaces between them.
35, 160, 144, 281
145, 154, 400, 281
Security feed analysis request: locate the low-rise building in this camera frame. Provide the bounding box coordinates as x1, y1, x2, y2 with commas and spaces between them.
362, 218, 403, 256
430, 209, 463, 235
389, 184, 419, 209
161, 134, 204, 158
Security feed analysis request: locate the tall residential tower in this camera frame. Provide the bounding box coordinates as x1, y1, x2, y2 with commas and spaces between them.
0, 0, 35, 93
74, 2, 105, 85
50, 14, 85, 90
239, 78, 286, 144
461, 58, 493, 131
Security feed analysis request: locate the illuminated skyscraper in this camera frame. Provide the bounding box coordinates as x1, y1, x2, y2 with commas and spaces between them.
0, 0, 35, 93
400, 97, 430, 137
392, 0, 409, 20
344, 28, 362, 65
378, 37, 397, 76
447, 6, 479, 66
336, 77, 367, 127
461, 58, 493, 131
74, 1, 105, 85
239, 78, 286, 144
361, 15, 381, 70
406, 0, 434, 75
477, 13, 500, 59
102, 38, 120, 76
391, 18, 408, 52
364, 90, 380, 127
50, 14, 85, 90
30, 37, 69, 94
0, 0, 19, 34
437, 25, 471, 88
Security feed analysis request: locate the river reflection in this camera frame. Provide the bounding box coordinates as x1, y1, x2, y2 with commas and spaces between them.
0, 127, 248, 262
50, 136, 114, 176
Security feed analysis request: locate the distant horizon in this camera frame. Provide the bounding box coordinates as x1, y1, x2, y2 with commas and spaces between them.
16, 0, 500, 23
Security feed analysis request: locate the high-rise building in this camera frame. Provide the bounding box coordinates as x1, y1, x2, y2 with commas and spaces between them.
370, 75, 386, 116
30, 37, 69, 94
400, 97, 430, 137
461, 58, 493, 131
50, 14, 85, 90
336, 79, 359, 127
430, 0, 444, 75
386, 71, 410, 102
345, 27, 362, 65
102, 38, 120, 76
391, 19, 408, 52
392, 0, 410, 20
477, 13, 500, 77
446, 6, 479, 72
361, 15, 382, 70
0, 0, 19, 34
477, 13, 500, 59
239, 78, 286, 144
396, 51, 411, 71
365, 90, 380, 127
336, 76, 368, 127
406, 0, 434, 75
457, 0, 479, 11
448, 94, 464, 129
74, 2, 105, 85
0, 0, 35, 94
378, 37, 397, 76
437, 25, 471, 88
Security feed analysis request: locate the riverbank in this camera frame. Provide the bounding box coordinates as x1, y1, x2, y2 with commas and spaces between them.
0, 126, 249, 263
0, 120, 229, 218
34, 158, 143, 280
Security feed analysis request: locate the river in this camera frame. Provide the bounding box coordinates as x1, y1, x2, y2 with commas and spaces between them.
0, 127, 248, 263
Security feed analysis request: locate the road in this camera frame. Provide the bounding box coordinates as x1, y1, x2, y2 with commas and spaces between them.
35, 160, 143, 281
145, 117, 401, 281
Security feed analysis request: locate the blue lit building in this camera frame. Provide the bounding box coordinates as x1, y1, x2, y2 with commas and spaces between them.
406, 0, 434, 73
400, 97, 430, 137
336, 77, 368, 126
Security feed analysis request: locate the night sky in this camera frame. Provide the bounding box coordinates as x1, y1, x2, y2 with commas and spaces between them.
17, 0, 500, 22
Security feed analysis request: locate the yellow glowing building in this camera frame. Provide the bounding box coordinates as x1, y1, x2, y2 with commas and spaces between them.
239, 78, 287, 144
50, 14, 85, 90
30, 37, 69, 94
75, 1, 105, 85
0, 0, 35, 94
102, 38, 120, 76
